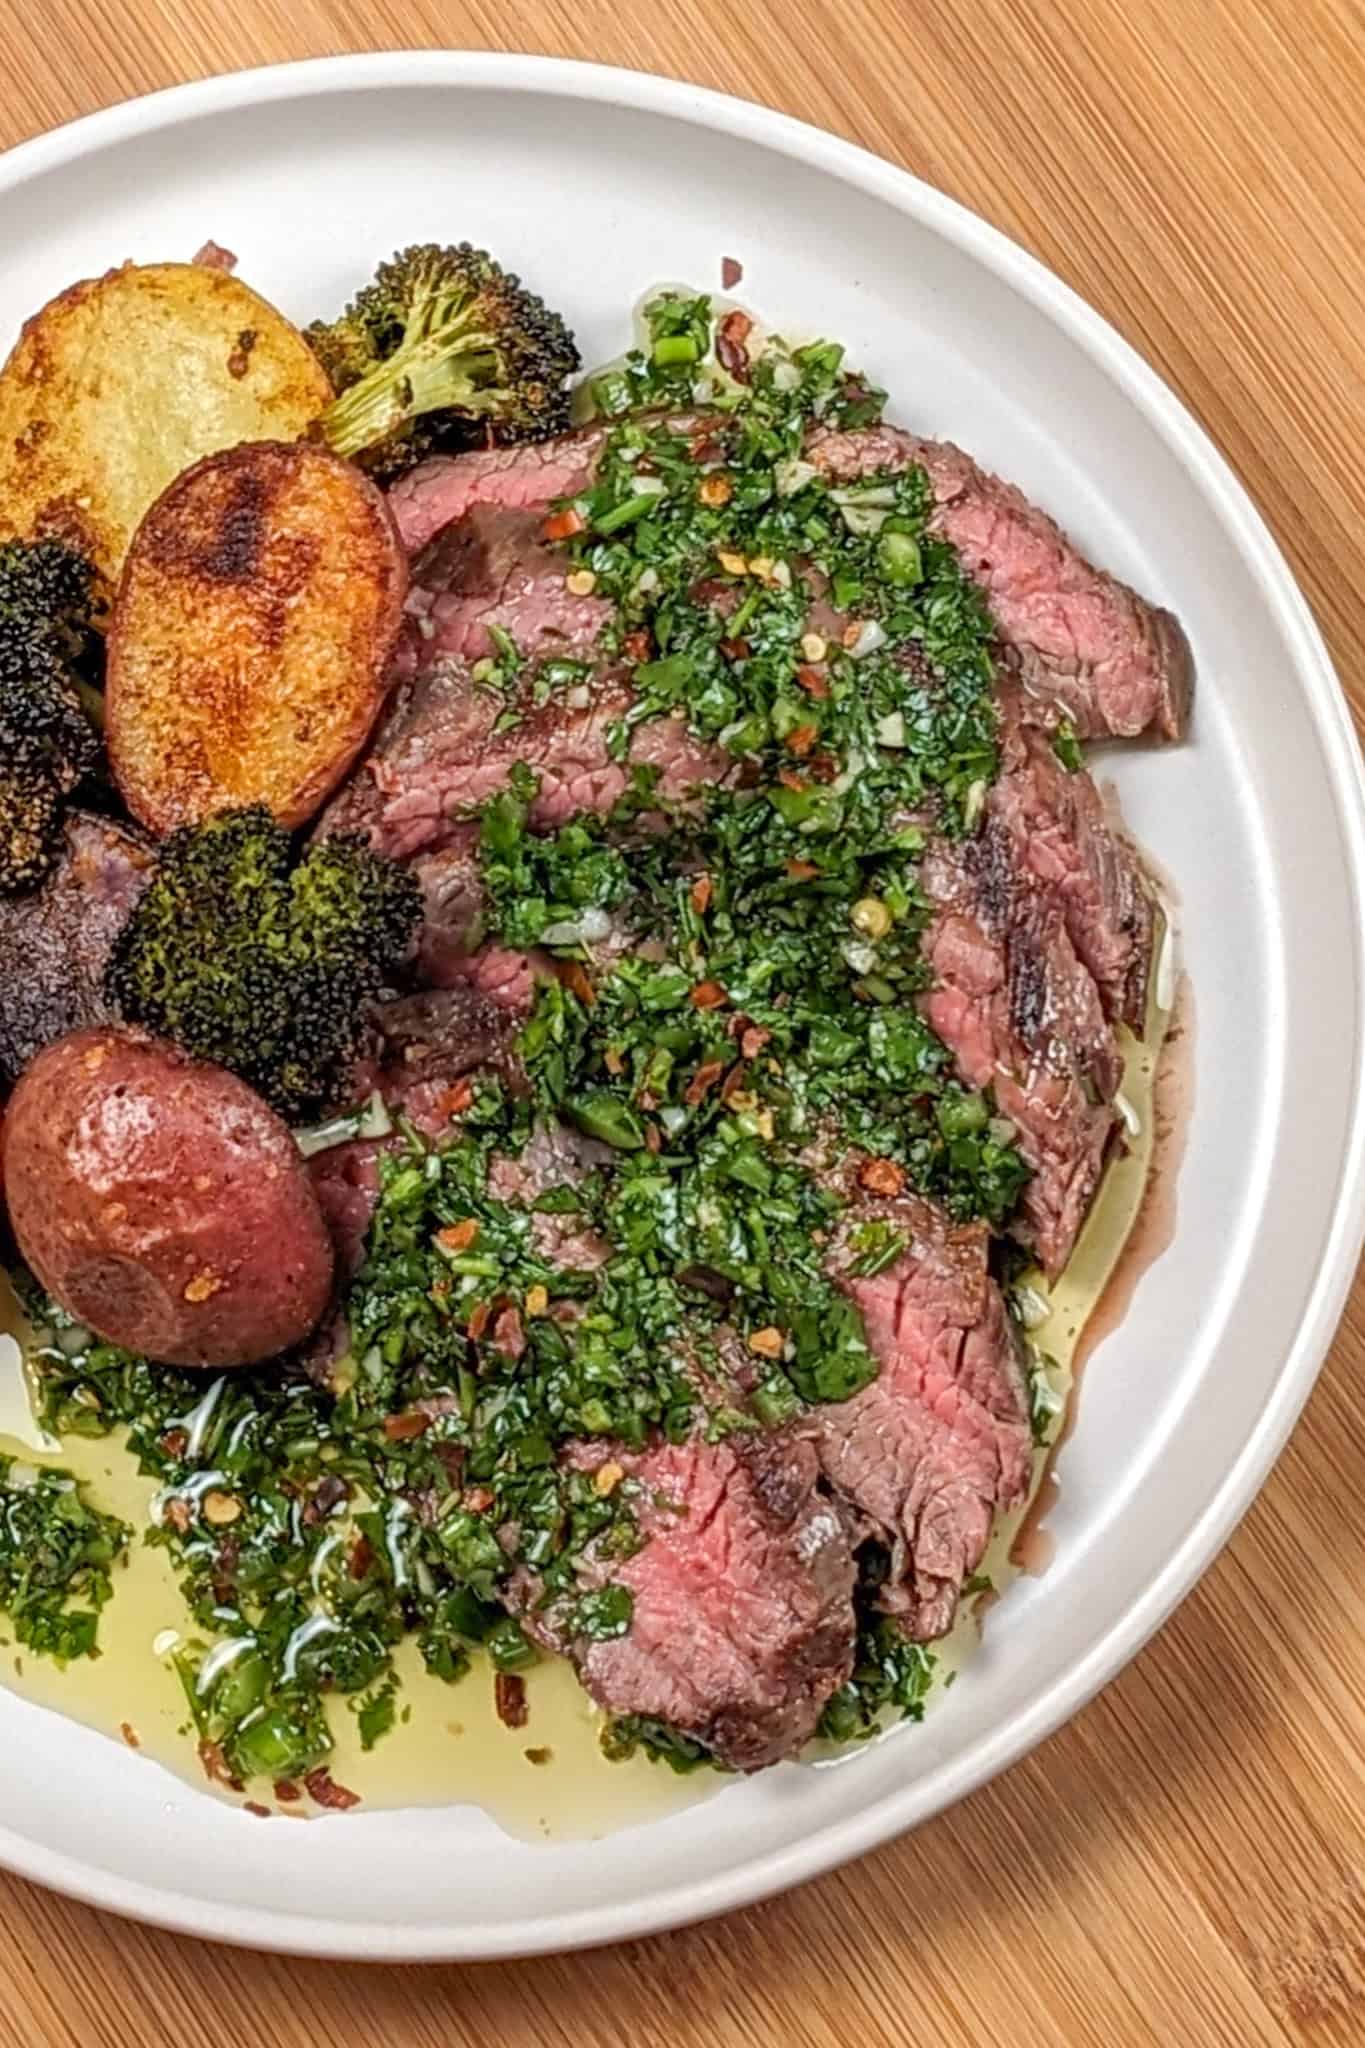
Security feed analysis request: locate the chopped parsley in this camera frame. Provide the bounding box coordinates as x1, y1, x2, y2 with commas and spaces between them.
20, 293, 1044, 1788
0, 1455, 128, 1663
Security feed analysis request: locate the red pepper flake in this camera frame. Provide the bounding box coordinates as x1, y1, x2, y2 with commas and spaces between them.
721, 255, 744, 290
159, 1427, 189, 1459
719, 636, 752, 661
198, 1739, 243, 1791
541, 506, 585, 541
777, 768, 808, 793
348, 1534, 375, 1581
120, 1721, 140, 1750
859, 1156, 906, 1197
786, 723, 819, 757
689, 980, 728, 1010
437, 1218, 480, 1252
808, 752, 839, 784
274, 1779, 302, 1803
441, 1077, 475, 1118
740, 1023, 772, 1059
467, 1299, 492, 1341
557, 958, 596, 1006
495, 1673, 529, 1729
304, 1767, 361, 1812
684, 1060, 725, 1107
721, 1062, 749, 1104
716, 309, 754, 382
383, 1410, 431, 1442
193, 239, 237, 272
163, 1497, 191, 1536
463, 1485, 495, 1514
643, 1122, 662, 1155
690, 873, 713, 915
243, 1802, 272, 1819
622, 628, 652, 662
785, 859, 819, 881
797, 666, 831, 699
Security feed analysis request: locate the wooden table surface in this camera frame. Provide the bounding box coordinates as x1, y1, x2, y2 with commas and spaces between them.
1, 0, 1364, 2041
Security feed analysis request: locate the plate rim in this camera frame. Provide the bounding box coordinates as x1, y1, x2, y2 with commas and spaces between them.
2, 46, 1364, 1961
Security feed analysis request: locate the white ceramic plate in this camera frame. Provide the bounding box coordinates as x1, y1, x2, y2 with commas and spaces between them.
1, 50, 1363, 1960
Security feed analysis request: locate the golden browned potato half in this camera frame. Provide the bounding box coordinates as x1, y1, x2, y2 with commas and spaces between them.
0, 261, 335, 607
106, 440, 407, 834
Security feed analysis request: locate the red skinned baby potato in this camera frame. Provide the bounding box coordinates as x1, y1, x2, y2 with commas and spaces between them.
2, 1028, 333, 1368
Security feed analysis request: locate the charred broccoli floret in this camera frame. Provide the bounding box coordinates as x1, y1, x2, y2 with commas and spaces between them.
105, 807, 421, 1121
310, 242, 580, 480
0, 538, 101, 892
0, 754, 66, 893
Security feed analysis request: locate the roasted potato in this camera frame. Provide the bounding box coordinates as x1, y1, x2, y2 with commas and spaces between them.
106, 441, 407, 833
3, 1028, 334, 1368
0, 261, 334, 608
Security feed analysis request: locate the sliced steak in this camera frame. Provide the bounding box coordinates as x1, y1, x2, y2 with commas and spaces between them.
412, 835, 544, 1012
518, 1430, 856, 1770
0, 811, 154, 1089
308, 1140, 385, 1284
319, 660, 725, 864
487, 1118, 614, 1271
920, 818, 1120, 1277
388, 427, 609, 557
813, 1192, 1032, 1640
366, 983, 520, 1114
992, 687, 1155, 1028
808, 423, 1193, 745
405, 504, 613, 672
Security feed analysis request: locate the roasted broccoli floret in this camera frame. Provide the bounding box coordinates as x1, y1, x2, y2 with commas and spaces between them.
310, 242, 580, 480
105, 807, 422, 1121
0, 753, 66, 893
0, 538, 101, 892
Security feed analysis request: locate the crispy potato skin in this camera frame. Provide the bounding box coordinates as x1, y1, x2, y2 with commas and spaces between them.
3, 1028, 334, 1368
106, 440, 407, 833
0, 262, 334, 609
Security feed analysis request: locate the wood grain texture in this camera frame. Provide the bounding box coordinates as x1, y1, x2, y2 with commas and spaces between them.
0, 1, 1363, 2041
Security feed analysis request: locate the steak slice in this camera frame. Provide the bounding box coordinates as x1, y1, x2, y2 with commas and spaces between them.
0, 811, 154, 1089
319, 659, 726, 863
412, 834, 545, 1012
404, 503, 613, 672
518, 1430, 857, 1770
813, 1192, 1032, 1640
364, 983, 520, 1117
388, 426, 609, 557
992, 687, 1156, 1029
920, 816, 1120, 1277
807, 423, 1193, 745
486, 1119, 614, 1273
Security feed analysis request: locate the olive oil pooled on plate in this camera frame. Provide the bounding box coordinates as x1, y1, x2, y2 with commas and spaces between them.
0, 969, 1179, 1831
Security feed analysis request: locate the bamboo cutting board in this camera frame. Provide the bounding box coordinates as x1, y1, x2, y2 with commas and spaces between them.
0, 2, 1363, 2042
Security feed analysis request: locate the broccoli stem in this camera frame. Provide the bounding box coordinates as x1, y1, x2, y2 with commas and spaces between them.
321, 322, 504, 460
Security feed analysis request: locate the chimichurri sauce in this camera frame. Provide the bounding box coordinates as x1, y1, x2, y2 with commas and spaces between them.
12, 295, 1049, 1797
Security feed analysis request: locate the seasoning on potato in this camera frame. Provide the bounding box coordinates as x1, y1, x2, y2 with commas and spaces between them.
106, 440, 407, 834
2, 1027, 334, 1367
